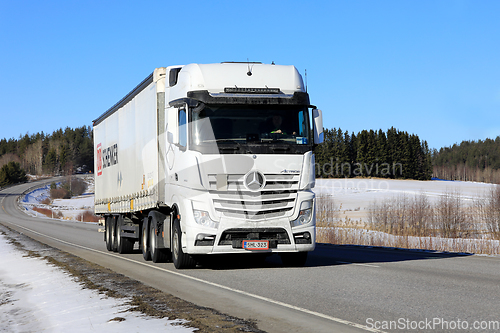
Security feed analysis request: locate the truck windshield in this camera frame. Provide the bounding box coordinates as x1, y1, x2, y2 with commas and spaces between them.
190, 105, 311, 154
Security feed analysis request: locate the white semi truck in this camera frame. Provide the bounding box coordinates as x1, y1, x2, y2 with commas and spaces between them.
93, 62, 323, 269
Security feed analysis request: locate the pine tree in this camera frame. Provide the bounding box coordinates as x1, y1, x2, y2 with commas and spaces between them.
0, 162, 27, 187
43, 148, 57, 174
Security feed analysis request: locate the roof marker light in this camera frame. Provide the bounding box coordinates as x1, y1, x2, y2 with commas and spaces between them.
224, 87, 281, 94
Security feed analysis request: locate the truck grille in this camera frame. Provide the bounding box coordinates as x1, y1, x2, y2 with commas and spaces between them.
208, 173, 299, 221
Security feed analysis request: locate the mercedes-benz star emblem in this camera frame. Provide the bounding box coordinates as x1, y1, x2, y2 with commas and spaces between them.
244, 171, 265, 191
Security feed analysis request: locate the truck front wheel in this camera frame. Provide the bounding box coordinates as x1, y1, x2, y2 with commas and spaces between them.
172, 218, 196, 269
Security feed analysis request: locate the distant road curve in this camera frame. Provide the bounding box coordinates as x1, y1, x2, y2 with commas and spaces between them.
2, 179, 500, 333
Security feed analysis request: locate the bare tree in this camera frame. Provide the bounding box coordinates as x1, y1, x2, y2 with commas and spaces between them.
0, 153, 20, 169
408, 193, 432, 237
482, 186, 500, 240
437, 190, 470, 238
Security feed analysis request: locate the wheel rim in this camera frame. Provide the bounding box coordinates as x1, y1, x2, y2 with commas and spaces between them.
173, 229, 179, 260
105, 218, 111, 249
116, 223, 121, 248
111, 219, 116, 251
105, 219, 110, 241
142, 225, 147, 251
150, 225, 155, 256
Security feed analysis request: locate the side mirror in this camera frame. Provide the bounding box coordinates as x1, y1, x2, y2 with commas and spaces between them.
312, 109, 324, 144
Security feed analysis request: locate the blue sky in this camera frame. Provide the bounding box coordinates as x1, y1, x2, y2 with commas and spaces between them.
1, 0, 499, 150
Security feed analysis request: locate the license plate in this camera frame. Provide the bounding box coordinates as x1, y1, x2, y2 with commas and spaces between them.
242, 240, 269, 250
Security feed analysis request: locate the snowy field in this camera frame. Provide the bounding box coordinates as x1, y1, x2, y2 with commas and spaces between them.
314, 178, 500, 254
0, 232, 194, 333
314, 178, 499, 223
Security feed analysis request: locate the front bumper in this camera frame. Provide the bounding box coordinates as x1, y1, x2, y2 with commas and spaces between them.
183, 217, 315, 255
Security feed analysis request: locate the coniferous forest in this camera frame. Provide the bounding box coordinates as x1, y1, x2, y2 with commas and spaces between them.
432, 137, 500, 183
314, 127, 433, 180
0, 126, 93, 181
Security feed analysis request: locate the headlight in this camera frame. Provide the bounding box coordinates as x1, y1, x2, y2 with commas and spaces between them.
290, 200, 313, 228
193, 210, 219, 229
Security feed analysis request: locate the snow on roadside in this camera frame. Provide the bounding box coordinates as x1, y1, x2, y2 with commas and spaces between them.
50, 195, 94, 218
20, 176, 97, 222
21, 184, 51, 205
0, 232, 194, 333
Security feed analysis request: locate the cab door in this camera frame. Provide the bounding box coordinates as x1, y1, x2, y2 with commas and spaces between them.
166, 105, 187, 185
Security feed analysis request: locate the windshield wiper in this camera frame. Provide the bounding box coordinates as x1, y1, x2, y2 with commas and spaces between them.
268, 139, 293, 151
271, 146, 290, 152
219, 146, 239, 151
216, 139, 241, 150
216, 139, 240, 144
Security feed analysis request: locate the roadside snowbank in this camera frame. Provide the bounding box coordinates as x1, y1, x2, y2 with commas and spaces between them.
0, 232, 194, 333
21, 184, 51, 205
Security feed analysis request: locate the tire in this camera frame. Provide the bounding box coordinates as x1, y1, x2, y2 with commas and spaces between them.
110, 217, 118, 252
150, 219, 171, 263
141, 218, 151, 261
280, 252, 308, 267
105, 216, 113, 251
172, 218, 196, 269
103, 217, 107, 242
117, 216, 134, 254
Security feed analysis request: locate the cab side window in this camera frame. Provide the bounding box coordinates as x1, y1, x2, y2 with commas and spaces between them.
178, 108, 187, 148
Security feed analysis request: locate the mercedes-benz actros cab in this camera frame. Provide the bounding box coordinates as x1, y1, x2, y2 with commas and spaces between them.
93, 62, 323, 268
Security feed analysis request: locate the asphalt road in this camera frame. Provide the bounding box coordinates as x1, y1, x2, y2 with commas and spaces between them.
1, 179, 500, 333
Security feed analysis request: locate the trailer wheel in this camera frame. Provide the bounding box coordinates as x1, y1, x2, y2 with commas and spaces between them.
117, 216, 134, 254
141, 218, 151, 261
149, 220, 170, 263
110, 217, 118, 252
280, 252, 308, 267
172, 218, 196, 269
105, 216, 113, 251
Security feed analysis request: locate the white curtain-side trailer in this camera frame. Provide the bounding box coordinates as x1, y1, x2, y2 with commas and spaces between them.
93, 62, 323, 269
